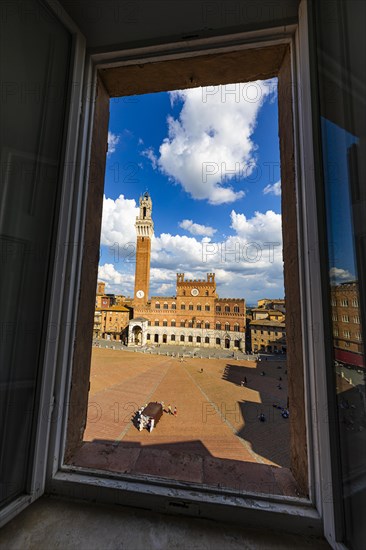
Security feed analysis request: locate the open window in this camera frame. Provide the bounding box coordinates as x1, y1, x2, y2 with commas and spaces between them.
52, 27, 312, 522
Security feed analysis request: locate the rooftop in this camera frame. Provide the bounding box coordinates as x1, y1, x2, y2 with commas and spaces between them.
96, 305, 130, 312
250, 319, 286, 328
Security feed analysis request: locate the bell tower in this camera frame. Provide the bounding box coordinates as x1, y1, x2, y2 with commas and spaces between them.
134, 192, 154, 305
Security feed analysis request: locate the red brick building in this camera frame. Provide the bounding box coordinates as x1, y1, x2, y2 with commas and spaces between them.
126, 193, 246, 350
331, 282, 364, 368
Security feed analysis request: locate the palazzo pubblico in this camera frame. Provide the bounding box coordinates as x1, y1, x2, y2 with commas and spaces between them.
96, 192, 247, 351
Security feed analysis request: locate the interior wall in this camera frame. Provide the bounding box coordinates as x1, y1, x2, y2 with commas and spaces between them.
58, 0, 300, 51
278, 46, 307, 496
65, 76, 110, 461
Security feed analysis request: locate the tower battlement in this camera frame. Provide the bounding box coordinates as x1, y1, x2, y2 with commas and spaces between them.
176, 273, 215, 284
176, 273, 217, 297
135, 192, 154, 238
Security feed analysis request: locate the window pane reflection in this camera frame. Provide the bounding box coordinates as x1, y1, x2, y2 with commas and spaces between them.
315, 1, 366, 548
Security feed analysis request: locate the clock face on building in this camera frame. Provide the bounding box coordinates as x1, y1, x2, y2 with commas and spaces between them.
136, 290, 145, 298
191, 288, 199, 297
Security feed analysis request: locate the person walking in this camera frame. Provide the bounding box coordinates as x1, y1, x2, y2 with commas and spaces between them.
173, 406, 177, 416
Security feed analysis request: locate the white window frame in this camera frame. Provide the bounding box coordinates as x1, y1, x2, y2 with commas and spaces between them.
0, 0, 87, 529
0, 0, 345, 547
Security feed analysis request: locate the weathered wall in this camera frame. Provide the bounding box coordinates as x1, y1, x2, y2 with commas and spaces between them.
278, 46, 308, 495
64, 76, 110, 461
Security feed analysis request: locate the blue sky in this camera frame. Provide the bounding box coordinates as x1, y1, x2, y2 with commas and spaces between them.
321, 117, 358, 284
99, 80, 285, 305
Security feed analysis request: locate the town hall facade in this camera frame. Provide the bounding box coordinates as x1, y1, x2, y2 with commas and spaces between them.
127, 193, 246, 351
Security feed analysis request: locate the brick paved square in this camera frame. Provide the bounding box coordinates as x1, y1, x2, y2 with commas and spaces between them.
71, 348, 298, 496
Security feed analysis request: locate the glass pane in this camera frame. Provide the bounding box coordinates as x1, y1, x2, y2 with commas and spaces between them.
315, 1, 366, 548
0, 1, 71, 507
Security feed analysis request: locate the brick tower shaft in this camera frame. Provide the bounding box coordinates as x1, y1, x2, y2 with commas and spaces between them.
134, 192, 153, 305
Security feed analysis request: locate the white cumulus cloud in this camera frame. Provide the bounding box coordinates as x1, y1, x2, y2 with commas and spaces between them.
230, 209, 282, 243
263, 180, 281, 196
141, 147, 158, 169
107, 131, 120, 156
100, 194, 139, 247
156, 81, 275, 205
98, 263, 124, 285
179, 219, 217, 237
150, 210, 284, 299
330, 267, 355, 282
98, 264, 135, 295
99, 194, 285, 303
154, 283, 175, 295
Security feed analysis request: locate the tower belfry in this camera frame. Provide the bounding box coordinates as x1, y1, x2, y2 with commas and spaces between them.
134, 192, 154, 304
